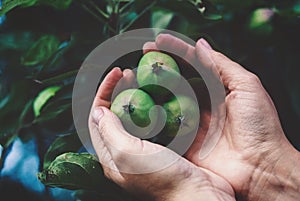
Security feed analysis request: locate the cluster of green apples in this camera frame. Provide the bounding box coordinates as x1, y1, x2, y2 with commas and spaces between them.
110, 51, 200, 139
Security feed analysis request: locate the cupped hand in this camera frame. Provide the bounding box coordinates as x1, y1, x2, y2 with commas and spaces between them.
147, 34, 300, 201
88, 67, 235, 201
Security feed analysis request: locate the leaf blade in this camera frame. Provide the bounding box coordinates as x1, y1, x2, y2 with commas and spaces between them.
43, 133, 82, 169
21, 35, 60, 67
33, 85, 61, 117
38, 152, 118, 190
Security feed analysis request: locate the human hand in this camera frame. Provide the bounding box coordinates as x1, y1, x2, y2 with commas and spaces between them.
88, 67, 236, 201
146, 34, 300, 201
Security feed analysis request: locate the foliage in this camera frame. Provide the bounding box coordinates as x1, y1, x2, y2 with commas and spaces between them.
0, 0, 300, 200
38, 152, 108, 190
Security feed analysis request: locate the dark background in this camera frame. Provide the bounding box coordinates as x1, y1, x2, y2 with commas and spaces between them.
0, 0, 299, 200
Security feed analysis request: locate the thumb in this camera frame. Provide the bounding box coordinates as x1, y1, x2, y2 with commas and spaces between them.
90, 106, 140, 154
89, 106, 144, 173
89, 107, 178, 174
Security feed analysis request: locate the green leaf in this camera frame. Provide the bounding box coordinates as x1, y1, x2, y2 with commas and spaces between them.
35, 40, 72, 77
0, 95, 10, 110
154, 0, 206, 27
0, 0, 72, 16
0, 100, 32, 147
0, 122, 17, 147
120, 1, 156, 33
33, 85, 61, 117
43, 133, 82, 169
31, 84, 73, 124
33, 99, 71, 123
38, 0, 73, 10
203, 13, 222, 20
151, 9, 174, 30
37, 70, 78, 85
19, 99, 34, 125
294, 1, 300, 14
0, 80, 31, 117
47, 84, 73, 102
38, 152, 115, 190
0, 0, 38, 16
21, 35, 60, 66
248, 8, 274, 35
249, 8, 274, 29
0, 81, 32, 147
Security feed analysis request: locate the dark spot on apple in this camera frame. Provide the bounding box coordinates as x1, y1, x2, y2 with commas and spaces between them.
123, 103, 135, 114
152, 62, 163, 74
176, 115, 189, 127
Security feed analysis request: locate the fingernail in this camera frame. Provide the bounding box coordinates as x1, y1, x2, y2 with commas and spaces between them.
199, 38, 212, 50
123, 69, 132, 76
92, 107, 104, 121
113, 67, 122, 73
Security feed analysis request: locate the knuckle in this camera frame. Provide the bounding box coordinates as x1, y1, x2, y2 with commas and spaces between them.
246, 72, 261, 84
215, 51, 224, 58
156, 33, 170, 43
213, 51, 225, 60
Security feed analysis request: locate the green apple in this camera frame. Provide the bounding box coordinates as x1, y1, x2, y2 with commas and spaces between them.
137, 51, 181, 98
110, 89, 157, 137
162, 95, 199, 137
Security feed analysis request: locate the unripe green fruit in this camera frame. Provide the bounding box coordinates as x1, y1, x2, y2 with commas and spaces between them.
110, 89, 157, 137
162, 95, 199, 137
137, 51, 181, 97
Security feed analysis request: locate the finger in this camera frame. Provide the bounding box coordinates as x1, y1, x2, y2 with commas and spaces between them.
93, 67, 123, 108
143, 42, 158, 54
111, 69, 138, 103
92, 107, 161, 154
196, 39, 259, 91
153, 34, 214, 158
122, 69, 136, 89
91, 106, 166, 155
90, 106, 170, 174
155, 34, 197, 64
89, 106, 140, 158
112, 69, 136, 94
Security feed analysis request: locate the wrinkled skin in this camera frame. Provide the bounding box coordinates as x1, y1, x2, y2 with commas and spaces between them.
146, 34, 300, 201
88, 67, 235, 201
88, 34, 300, 201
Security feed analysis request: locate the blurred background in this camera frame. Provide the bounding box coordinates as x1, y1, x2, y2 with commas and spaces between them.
0, 0, 299, 200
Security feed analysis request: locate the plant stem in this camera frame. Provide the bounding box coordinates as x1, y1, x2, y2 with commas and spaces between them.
76, 0, 116, 34
81, 4, 116, 33
119, 0, 135, 13
115, 0, 121, 34
87, 0, 109, 19
120, 1, 157, 33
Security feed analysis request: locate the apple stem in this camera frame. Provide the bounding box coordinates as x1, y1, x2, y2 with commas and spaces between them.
123, 103, 135, 114
152, 62, 163, 74
176, 116, 188, 127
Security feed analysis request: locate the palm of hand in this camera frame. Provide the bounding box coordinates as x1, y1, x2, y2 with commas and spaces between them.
89, 67, 236, 200
186, 50, 286, 194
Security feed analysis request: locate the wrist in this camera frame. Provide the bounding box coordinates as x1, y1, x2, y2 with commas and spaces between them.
247, 140, 300, 201
154, 167, 205, 201
156, 168, 235, 201
162, 186, 235, 201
